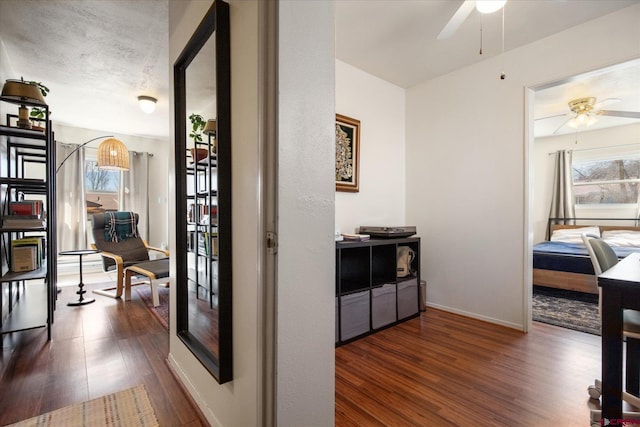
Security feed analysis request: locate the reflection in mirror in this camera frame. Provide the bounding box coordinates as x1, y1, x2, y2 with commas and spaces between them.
174, 0, 231, 384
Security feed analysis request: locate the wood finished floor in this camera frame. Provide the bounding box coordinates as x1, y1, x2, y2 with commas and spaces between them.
2, 274, 608, 426
0, 279, 205, 426
336, 309, 603, 427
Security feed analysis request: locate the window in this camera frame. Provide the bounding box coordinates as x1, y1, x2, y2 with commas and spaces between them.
572, 154, 640, 205
85, 159, 121, 213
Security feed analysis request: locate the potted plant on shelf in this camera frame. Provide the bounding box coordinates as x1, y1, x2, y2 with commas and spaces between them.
188, 113, 208, 163
28, 81, 49, 132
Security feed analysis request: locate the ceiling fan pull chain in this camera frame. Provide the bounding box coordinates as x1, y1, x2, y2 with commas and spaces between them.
500, 6, 506, 79
479, 16, 483, 55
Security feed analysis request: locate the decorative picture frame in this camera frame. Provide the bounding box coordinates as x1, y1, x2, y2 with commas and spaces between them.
335, 114, 360, 192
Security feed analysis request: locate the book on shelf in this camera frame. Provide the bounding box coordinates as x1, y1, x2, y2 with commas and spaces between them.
10, 200, 44, 218
197, 231, 219, 256
341, 233, 370, 241
11, 246, 38, 272
12, 237, 45, 269
2, 217, 46, 228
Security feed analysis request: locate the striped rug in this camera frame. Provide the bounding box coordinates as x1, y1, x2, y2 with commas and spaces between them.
7, 384, 159, 427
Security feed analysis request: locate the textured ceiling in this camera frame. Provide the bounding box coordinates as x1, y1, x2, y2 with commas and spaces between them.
0, 0, 638, 139
0, 0, 169, 138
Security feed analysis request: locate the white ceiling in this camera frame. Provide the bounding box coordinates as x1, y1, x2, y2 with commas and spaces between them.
0, 0, 638, 139
0, 0, 169, 138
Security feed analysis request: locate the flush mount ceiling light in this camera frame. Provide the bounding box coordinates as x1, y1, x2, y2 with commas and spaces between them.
475, 0, 507, 14
137, 95, 157, 114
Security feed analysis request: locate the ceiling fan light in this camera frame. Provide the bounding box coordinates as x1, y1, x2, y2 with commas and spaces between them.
475, 0, 506, 14
586, 115, 598, 127
137, 95, 157, 114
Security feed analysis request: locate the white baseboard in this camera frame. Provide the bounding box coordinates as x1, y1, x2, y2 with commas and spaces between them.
425, 302, 525, 332
166, 354, 222, 427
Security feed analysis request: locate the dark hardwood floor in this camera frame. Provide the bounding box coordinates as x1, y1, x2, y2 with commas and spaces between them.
336, 309, 603, 426
0, 281, 205, 426
2, 280, 609, 426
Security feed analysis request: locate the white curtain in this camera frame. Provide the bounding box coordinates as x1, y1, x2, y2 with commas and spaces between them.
548, 150, 575, 238
636, 182, 640, 226
56, 143, 87, 252
119, 151, 150, 241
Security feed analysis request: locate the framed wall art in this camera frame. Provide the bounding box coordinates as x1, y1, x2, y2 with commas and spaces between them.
335, 114, 360, 192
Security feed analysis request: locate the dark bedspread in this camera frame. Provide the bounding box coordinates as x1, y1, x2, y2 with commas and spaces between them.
533, 241, 640, 275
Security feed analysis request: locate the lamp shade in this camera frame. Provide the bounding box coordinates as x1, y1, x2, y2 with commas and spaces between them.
97, 138, 130, 171
203, 119, 217, 136
1, 79, 47, 105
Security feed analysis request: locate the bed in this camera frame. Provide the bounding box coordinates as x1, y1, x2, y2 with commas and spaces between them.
533, 223, 640, 294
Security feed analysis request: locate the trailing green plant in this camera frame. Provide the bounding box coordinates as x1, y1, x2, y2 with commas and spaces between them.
189, 113, 206, 143
26, 80, 50, 119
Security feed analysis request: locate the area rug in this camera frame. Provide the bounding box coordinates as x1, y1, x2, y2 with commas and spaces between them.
7, 384, 159, 427
135, 285, 169, 330
532, 286, 600, 335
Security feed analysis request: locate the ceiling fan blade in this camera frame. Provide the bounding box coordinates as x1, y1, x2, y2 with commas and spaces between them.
597, 110, 640, 119
552, 116, 574, 135
437, 0, 475, 40
593, 97, 621, 109
535, 113, 570, 121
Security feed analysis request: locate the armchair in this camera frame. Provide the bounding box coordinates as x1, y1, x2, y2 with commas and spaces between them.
91, 212, 169, 299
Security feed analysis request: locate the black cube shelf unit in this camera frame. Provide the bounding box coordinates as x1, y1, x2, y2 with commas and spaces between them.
335, 237, 420, 345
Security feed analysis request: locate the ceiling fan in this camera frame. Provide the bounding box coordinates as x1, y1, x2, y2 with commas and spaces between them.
438, 0, 507, 40
538, 97, 640, 135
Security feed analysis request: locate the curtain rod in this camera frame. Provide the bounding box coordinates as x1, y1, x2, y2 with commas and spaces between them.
548, 142, 640, 155
58, 142, 154, 157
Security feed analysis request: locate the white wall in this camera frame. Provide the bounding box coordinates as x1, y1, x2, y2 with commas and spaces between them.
0, 37, 13, 84
335, 60, 406, 235
406, 4, 640, 329
52, 123, 169, 248
168, 1, 262, 426
277, 1, 335, 425
533, 123, 640, 243
168, 1, 336, 426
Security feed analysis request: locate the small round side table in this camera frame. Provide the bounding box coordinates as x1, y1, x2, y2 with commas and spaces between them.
59, 249, 100, 306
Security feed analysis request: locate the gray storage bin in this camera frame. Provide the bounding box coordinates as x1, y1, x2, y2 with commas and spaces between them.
398, 278, 419, 319
335, 297, 339, 343
340, 290, 370, 340
372, 284, 396, 329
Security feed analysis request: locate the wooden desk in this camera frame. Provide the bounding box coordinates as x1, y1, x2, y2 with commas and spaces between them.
598, 252, 640, 418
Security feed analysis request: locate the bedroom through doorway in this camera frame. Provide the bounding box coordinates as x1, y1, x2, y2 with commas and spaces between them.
529, 58, 640, 335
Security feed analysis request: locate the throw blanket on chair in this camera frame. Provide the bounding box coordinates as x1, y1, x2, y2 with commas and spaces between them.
104, 211, 139, 242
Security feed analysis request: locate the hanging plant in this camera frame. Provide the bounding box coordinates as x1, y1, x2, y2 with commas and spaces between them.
188, 113, 209, 163
189, 113, 206, 143
27, 80, 50, 119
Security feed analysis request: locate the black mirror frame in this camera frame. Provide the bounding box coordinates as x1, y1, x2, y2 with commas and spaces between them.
174, 0, 232, 384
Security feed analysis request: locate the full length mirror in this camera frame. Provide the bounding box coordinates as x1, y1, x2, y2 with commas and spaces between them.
174, 0, 231, 383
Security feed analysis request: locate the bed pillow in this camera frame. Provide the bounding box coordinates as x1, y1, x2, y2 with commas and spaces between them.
602, 230, 640, 248
550, 226, 600, 244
